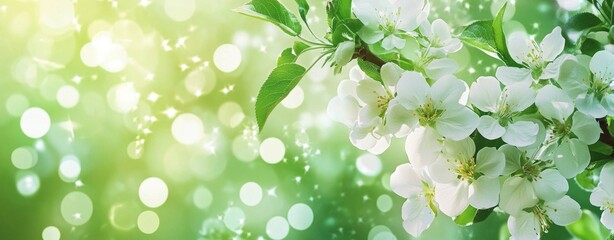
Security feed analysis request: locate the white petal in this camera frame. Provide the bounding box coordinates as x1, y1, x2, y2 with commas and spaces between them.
601, 209, 614, 231
544, 195, 581, 226
590, 188, 610, 207
357, 105, 380, 128
435, 181, 469, 217
427, 156, 457, 184
508, 212, 541, 240
391, 35, 406, 49
429, 75, 466, 107
469, 76, 501, 112
476, 147, 505, 177
390, 163, 424, 198
600, 162, 614, 194
431, 19, 452, 42
385, 102, 417, 137
405, 127, 443, 168
500, 144, 522, 175
381, 35, 397, 50
367, 135, 391, 154
425, 58, 458, 80
540, 27, 565, 62
357, 28, 384, 44
504, 83, 536, 112
531, 168, 568, 202
601, 94, 614, 116
435, 107, 479, 141
553, 138, 590, 179
502, 120, 539, 147
337, 79, 358, 99
381, 62, 404, 90
356, 79, 386, 105
334, 41, 356, 66
401, 196, 435, 237
557, 58, 590, 99
349, 66, 366, 82
507, 31, 531, 64
468, 176, 500, 209
576, 93, 608, 119
499, 177, 538, 216
571, 111, 602, 144
443, 137, 476, 161
394, 0, 423, 32
590, 50, 614, 81
352, 0, 386, 28
477, 116, 506, 140
327, 96, 359, 127
495, 66, 533, 87
396, 71, 429, 109
535, 85, 574, 122
350, 125, 377, 150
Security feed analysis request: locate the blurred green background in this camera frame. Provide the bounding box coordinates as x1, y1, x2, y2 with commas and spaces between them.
0, 0, 601, 239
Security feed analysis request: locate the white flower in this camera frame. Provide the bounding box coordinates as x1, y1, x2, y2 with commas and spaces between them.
352, 0, 427, 50
390, 71, 479, 142
327, 64, 407, 154
428, 138, 505, 217
495, 27, 565, 87
418, 19, 462, 57
469, 76, 538, 147
534, 85, 601, 178
590, 162, 614, 231
507, 196, 581, 240
498, 145, 569, 216
558, 50, 614, 118
390, 163, 436, 237
333, 41, 356, 67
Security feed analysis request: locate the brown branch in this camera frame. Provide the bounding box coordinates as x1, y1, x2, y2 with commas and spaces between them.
354, 46, 386, 67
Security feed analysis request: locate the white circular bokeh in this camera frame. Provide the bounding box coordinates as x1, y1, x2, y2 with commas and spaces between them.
259, 137, 285, 164
281, 86, 304, 109
213, 44, 242, 73
239, 182, 262, 207
287, 203, 314, 230
42, 226, 61, 240
171, 113, 205, 145
137, 210, 160, 234
61, 191, 93, 226
138, 177, 169, 208
266, 216, 290, 240
56, 85, 80, 108
356, 153, 382, 177
20, 107, 51, 139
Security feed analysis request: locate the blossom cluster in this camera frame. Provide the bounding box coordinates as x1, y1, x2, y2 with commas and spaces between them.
327, 0, 614, 238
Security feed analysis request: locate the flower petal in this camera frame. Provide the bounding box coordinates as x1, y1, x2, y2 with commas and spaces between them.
357, 27, 385, 44
557, 58, 590, 99
396, 71, 429, 109
356, 79, 386, 105
590, 50, 614, 81
327, 96, 359, 127
477, 115, 506, 140
502, 120, 539, 147
535, 85, 574, 122
590, 188, 610, 207
425, 58, 458, 80
540, 27, 565, 62
601, 209, 614, 231
435, 106, 479, 141
405, 127, 443, 168
571, 111, 602, 144
390, 163, 424, 198
504, 83, 536, 112
401, 196, 435, 237
385, 102, 417, 137
352, 0, 386, 28
469, 76, 501, 112
507, 31, 531, 64
495, 66, 533, 87
435, 181, 469, 217
476, 147, 505, 177
381, 62, 404, 90
576, 93, 608, 119
429, 75, 466, 107
500, 144, 522, 175
499, 176, 538, 216
599, 162, 614, 194
468, 176, 500, 209
508, 211, 541, 240
553, 138, 590, 179
544, 195, 582, 226
531, 168, 568, 202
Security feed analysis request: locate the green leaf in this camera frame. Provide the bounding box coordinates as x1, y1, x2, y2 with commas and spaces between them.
277, 48, 297, 65
236, 0, 302, 36
357, 59, 382, 82
331, 19, 363, 45
293, 41, 310, 55
255, 64, 307, 131
565, 12, 603, 34
581, 38, 604, 56
566, 210, 604, 240
454, 206, 477, 226
460, 3, 519, 67
327, 0, 352, 32
575, 168, 600, 191
295, 0, 309, 24
474, 207, 495, 223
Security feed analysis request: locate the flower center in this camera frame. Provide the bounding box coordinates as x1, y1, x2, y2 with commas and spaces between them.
375, 91, 393, 116
521, 40, 545, 79
416, 99, 444, 127
453, 157, 476, 183
532, 205, 552, 234
376, 7, 402, 35
589, 69, 614, 99
421, 182, 438, 213
602, 200, 614, 214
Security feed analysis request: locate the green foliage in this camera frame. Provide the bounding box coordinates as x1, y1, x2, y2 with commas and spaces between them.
236, 0, 302, 36
331, 19, 363, 46
460, 3, 519, 67
566, 210, 604, 240
276, 42, 311, 65
575, 168, 600, 191
454, 206, 477, 226
565, 13, 603, 35
295, 0, 309, 24
255, 64, 307, 131
357, 59, 382, 82
581, 38, 604, 56
326, 0, 352, 37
